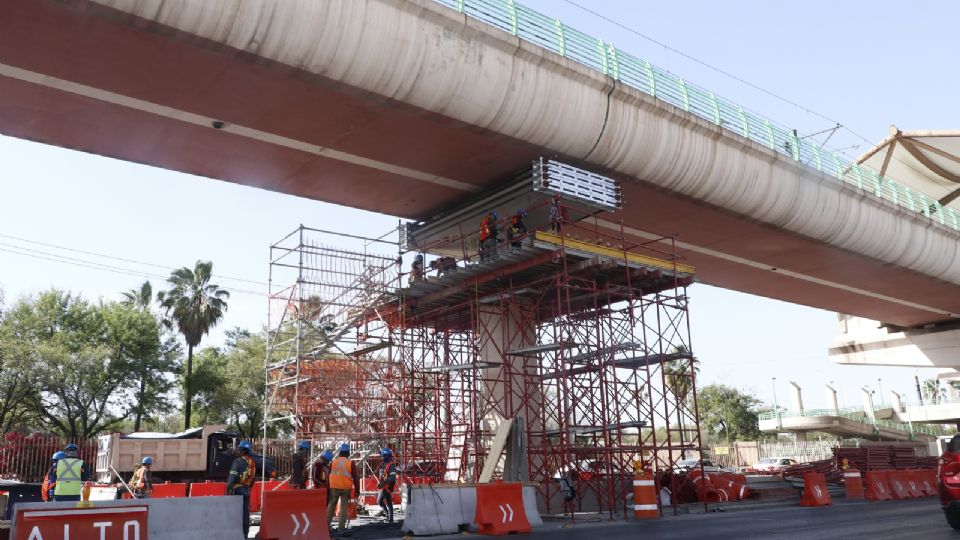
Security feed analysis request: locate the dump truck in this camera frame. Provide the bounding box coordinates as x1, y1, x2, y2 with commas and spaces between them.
95, 425, 275, 484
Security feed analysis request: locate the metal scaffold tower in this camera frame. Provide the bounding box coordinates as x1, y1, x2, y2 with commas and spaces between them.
264, 159, 702, 516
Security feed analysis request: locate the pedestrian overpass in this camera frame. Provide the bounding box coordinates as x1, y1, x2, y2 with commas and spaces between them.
3, 0, 960, 353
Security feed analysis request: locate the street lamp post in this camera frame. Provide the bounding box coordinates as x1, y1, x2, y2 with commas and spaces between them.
878, 378, 884, 406
772, 377, 781, 430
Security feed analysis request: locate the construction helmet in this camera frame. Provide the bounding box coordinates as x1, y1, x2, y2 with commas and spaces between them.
321, 450, 334, 462
380, 448, 394, 461
52, 451, 65, 461
142, 457, 153, 465
64, 443, 78, 452
338, 443, 351, 453
298, 440, 311, 451
490, 210, 498, 220
238, 441, 252, 453
516, 208, 526, 216
414, 254, 424, 262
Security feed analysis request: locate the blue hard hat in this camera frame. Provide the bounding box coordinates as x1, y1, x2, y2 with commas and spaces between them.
52, 451, 65, 461
238, 441, 252, 452
321, 450, 334, 461
142, 457, 153, 465
298, 441, 311, 450
516, 208, 526, 216
64, 443, 78, 452
490, 210, 498, 219
380, 448, 393, 457
338, 443, 351, 453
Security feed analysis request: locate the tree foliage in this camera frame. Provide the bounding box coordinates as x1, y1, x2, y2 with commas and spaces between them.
696, 383, 763, 442
0, 290, 172, 438
190, 329, 266, 438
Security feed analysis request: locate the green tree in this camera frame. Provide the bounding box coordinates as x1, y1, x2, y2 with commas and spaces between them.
0, 296, 39, 432
158, 261, 229, 429
663, 345, 699, 456
2, 291, 166, 438
191, 329, 267, 437
696, 384, 762, 442
119, 280, 181, 431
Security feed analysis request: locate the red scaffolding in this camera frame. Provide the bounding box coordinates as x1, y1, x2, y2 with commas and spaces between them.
266, 198, 701, 516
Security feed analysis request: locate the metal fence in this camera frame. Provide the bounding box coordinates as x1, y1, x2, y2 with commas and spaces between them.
0, 435, 98, 483
433, 0, 960, 232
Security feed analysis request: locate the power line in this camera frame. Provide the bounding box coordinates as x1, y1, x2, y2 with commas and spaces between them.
0, 245, 267, 298
560, 0, 877, 148
0, 232, 267, 286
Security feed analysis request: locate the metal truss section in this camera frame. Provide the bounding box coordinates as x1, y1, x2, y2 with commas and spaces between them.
530, 157, 623, 210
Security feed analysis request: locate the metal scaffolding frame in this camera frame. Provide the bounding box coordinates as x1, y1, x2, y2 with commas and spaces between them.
264, 200, 701, 516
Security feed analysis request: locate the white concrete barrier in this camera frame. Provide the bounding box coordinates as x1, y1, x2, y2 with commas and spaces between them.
12, 496, 242, 540
401, 483, 542, 536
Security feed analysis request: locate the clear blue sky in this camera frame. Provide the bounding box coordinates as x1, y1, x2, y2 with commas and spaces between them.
1, 1, 955, 411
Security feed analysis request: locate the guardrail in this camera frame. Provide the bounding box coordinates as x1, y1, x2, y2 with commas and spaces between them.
434, 0, 960, 232
759, 408, 947, 437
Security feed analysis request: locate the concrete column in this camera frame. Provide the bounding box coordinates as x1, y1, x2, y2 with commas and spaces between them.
789, 381, 804, 414
890, 390, 903, 412
825, 384, 839, 414
861, 387, 876, 420
795, 432, 808, 442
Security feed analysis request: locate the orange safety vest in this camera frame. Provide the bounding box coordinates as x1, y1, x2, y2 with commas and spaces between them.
329, 457, 353, 490
130, 465, 147, 489
237, 455, 256, 488
479, 216, 494, 242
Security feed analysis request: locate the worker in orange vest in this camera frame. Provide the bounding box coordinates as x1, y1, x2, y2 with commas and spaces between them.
41, 451, 64, 502
326, 443, 360, 535
312, 449, 333, 492
376, 448, 398, 523
128, 457, 154, 498
479, 211, 499, 262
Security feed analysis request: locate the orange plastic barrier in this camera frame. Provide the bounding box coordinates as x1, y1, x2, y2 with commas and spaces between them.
842, 468, 864, 500
799, 472, 832, 507
633, 470, 658, 519
864, 471, 893, 501
474, 481, 532, 536
260, 489, 330, 540
251, 480, 293, 513
902, 471, 925, 498
918, 470, 937, 497
189, 481, 227, 497
152, 482, 188, 498
885, 471, 912, 499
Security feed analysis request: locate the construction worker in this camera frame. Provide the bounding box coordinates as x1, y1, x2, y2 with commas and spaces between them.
52, 443, 90, 502
129, 456, 154, 498
549, 194, 568, 233
41, 451, 64, 502
507, 208, 528, 250
479, 211, 499, 262
376, 448, 398, 523
291, 440, 310, 488
326, 443, 359, 536
429, 256, 457, 277
226, 441, 256, 538
312, 449, 333, 493
409, 254, 425, 285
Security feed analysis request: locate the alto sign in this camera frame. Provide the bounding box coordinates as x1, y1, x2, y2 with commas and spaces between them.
14, 506, 149, 540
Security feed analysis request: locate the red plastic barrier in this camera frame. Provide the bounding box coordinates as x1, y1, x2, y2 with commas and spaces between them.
251, 480, 293, 513
864, 471, 893, 501
885, 471, 912, 499
474, 481, 531, 536
260, 489, 329, 540
902, 470, 925, 498
152, 482, 188, 498
843, 469, 864, 500
189, 481, 227, 497
919, 469, 937, 496
800, 472, 831, 507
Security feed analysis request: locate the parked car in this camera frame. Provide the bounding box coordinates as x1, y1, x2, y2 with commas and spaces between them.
673, 459, 729, 474
752, 457, 798, 473
938, 434, 960, 528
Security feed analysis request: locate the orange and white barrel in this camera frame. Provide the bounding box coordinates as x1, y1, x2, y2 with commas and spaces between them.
633, 470, 658, 519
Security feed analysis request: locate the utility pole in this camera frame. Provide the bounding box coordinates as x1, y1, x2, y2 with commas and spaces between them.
915, 373, 924, 405
878, 378, 884, 405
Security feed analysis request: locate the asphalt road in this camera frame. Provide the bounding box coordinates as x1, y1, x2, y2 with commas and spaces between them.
250, 498, 955, 539
523, 498, 953, 539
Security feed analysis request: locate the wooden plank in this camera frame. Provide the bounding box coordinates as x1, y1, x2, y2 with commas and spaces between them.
478, 418, 514, 483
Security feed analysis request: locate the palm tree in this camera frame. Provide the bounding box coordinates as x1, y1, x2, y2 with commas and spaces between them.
121, 281, 153, 311
663, 345, 700, 458
158, 261, 229, 429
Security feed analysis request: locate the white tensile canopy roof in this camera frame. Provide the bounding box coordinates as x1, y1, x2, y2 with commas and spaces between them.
857, 126, 960, 209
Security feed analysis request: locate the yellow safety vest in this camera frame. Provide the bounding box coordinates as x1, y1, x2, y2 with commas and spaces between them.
329, 457, 353, 490
54, 458, 83, 496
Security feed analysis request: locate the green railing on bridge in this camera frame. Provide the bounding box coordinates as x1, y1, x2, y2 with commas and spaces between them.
759, 407, 948, 437
435, 0, 960, 232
